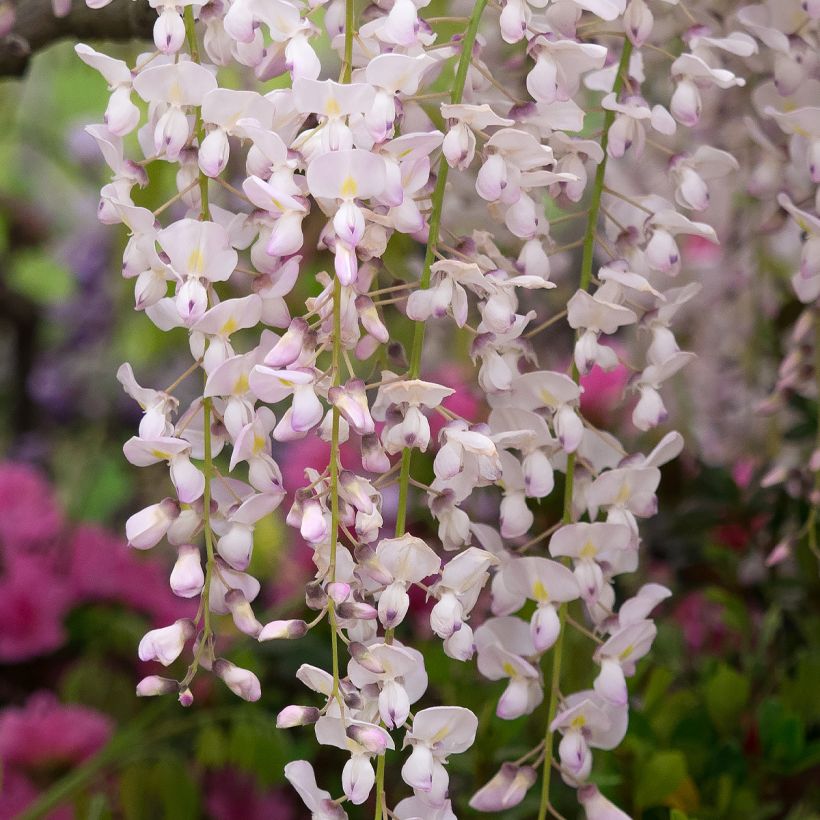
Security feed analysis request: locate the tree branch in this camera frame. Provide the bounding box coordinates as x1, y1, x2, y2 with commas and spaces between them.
0, 0, 153, 77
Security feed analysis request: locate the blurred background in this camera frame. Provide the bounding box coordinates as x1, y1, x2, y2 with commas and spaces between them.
1, 17, 819, 820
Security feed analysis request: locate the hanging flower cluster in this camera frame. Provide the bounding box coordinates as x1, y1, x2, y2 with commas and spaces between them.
725, 0, 820, 569
76, 0, 752, 816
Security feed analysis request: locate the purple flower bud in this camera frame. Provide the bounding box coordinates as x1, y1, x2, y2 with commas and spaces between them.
213, 659, 261, 702
258, 619, 309, 641
136, 675, 178, 697
277, 705, 320, 728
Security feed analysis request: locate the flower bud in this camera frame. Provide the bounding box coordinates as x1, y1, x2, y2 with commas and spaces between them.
555, 404, 584, 453
401, 743, 435, 791
154, 8, 185, 53
138, 619, 195, 666
300, 497, 328, 544
342, 754, 375, 805
126, 498, 179, 549
378, 581, 410, 629
594, 658, 628, 706
349, 642, 385, 674
361, 433, 391, 473
523, 449, 554, 498
337, 601, 378, 621
258, 619, 309, 641
154, 106, 190, 162
329, 381, 375, 436
430, 590, 463, 638
213, 659, 261, 702
443, 122, 473, 170
170, 544, 205, 598
632, 385, 667, 431
670, 78, 701, 126
136, 675, 178, 697
578, 785, 631, 820
355, 295, 389, 343
379, 678, 410, 728
277, 705, 320, 728
530, 603, 561, 652
178, 688, 194, 707
346, 723, 392, 755
198, 128, 230, 177
265, 318, 310, 367
559, 730, 592, 782
225, 589, 263, 637
469, 762, 537, 811
573, 551, 603, 599
105, 86, 140, 136
443, 622, 475, 661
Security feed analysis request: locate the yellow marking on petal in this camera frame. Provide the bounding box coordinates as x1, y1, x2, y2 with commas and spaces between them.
570, 715, 587, 729
539, 388, 556, 406
253, 434, 266, 454
278, 378, 295, 388
169, 81, 183, 105
151, 449, 171, 461
340, 176, 358, 198
220, 317, 238, 336
269, 196, 284, 211
502, 662, 517, 678
616, 482, 632, 505
325, 97, 341, 117
233, 373, 250, 394
618, 644, 634, 661
532, 580, 549, 603
430, 725, 452, 745
580, 540, 597, 559
187, 248, 205, 275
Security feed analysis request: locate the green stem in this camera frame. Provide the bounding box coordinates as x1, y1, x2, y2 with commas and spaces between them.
326, 0, 354, 718
535, 39, 633, 820
373, 6, 489, 816
185, 6, 215, 671
393, 0, 489, 538
328, 276, 344, 708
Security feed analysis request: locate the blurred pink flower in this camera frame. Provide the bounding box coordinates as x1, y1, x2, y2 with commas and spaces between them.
0, 692, 112, 770
579, 356, 629, 427
673, 591, 731, 654
67, 524, 195, 624
429, 365, 479, 438
0, 462, 63, 553
731, 458, 756, 489
0, 768, 68, 820
0, 555, 70, 662
205, 769, 296, 820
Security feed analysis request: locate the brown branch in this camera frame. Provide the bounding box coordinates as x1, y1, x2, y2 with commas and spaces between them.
0, 0, 153, 77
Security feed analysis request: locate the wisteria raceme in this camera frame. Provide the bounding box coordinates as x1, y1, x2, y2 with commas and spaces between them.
72, 0, 815, 816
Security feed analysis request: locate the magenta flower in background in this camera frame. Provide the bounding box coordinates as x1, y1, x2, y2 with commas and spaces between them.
579, 353, 630, 427
205, 769, 296, 820
67, 523, 195, 625
0, 555, 70, 662
0, 463, 63, 554
0, 692, 113, 769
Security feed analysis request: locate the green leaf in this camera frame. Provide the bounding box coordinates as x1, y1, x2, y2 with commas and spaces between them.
196, 724, 228, 769
152, 755, 199, 819
8, 249, 75, 304
758, 698, 806, 770
705, 664, 750, 734
635, 750, 688, 808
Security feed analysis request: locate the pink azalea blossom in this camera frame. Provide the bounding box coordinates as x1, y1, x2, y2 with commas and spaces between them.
0, 462, 63, 553
0, 692, 113, 769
